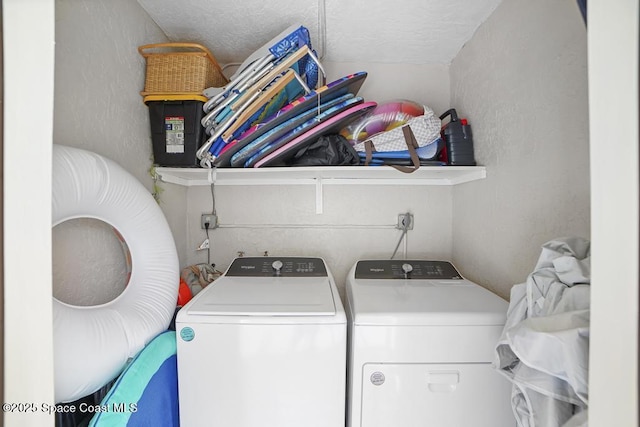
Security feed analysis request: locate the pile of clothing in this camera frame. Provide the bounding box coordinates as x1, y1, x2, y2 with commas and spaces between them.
495, 237, 590, 427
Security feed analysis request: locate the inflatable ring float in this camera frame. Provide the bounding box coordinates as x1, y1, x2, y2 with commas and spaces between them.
52, 145, 179, 403
340, 100, 425, 144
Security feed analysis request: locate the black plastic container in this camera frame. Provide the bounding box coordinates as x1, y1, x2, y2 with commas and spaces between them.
439, 108, 476, 166
147, 99, 206, 167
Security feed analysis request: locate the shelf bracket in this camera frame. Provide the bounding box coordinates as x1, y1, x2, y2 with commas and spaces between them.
207, 168, 217, 184
315, 177, 323, 214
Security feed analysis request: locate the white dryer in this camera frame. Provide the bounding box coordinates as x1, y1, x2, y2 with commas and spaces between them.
176, 257, 346, 427
346, 260, 514, 427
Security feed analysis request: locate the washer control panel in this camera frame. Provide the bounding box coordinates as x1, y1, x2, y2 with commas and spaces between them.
226, 257, 328, 277
354, 260, 462, 280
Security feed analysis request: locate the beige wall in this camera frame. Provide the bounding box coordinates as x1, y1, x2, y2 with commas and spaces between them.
449, 0, 590, 298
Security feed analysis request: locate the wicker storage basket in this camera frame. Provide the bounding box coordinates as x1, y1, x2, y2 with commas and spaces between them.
139, 42, 228, 96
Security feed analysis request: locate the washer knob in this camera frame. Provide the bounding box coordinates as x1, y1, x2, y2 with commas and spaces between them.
272, 260, 284, 274
402, 263, 413, 278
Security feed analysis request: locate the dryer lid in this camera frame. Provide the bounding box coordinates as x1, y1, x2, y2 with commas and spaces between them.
186, 276, 337, 317
348, 278, 508, 326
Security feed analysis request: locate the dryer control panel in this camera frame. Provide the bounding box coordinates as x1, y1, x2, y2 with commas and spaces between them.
226, 257, 328, 277
354, 260, 462, 280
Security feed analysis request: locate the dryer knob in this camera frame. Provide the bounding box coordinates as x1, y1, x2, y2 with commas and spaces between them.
402, 263, 413, 277
272, 260, 284, 273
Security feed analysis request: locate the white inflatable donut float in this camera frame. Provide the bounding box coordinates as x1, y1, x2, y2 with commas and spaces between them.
52, 145, 179, 403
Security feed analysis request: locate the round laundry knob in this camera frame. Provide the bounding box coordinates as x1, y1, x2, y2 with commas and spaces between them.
272, 260, 284, 273
402, 263, 413, 277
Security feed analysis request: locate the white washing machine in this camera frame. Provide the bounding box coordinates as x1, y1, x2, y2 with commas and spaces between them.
176, 257, 346, 427
346, 260, 514, 427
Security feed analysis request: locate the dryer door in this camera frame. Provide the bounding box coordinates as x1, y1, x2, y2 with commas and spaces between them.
361, 363, 514, 426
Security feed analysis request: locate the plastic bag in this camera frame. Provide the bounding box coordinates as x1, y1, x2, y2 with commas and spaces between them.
288, 134, 359, 166
180, 263, 222, 296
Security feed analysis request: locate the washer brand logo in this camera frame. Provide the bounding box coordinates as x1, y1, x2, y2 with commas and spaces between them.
240, 265, 256, 269
369, 268, 385, 273
180, 327, 195, 342
370, 371, 385, 386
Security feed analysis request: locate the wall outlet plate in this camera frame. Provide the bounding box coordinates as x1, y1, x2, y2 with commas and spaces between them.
397, 213, 414, 230
201, 214, 218, 229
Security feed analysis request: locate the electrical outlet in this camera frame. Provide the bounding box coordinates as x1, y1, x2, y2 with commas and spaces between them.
397, 213, 414, 230
201, 214, 218, 229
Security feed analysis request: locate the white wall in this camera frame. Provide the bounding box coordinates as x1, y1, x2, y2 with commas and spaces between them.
588, 0, 639, 424
324, 62, 450, 117
163, 61, 453, 286
11, 1, 638, 425
4, 0, 55, 425
51, 0, 454, 297
136, 0, 502, 66
49, 1, 459, 297
449, 0, 590, 298
181, 184, 453, 294
54, 0, 168, 189
53, 0, 169, 304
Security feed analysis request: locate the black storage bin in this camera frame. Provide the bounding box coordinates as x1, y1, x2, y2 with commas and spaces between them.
146, 99, 206, 167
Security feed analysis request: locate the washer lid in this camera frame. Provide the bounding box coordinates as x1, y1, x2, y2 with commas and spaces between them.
348, 278, 508, 326
186, 276, 337, 317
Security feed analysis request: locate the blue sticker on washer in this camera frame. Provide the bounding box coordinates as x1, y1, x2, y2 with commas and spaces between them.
180, 327, 195, 342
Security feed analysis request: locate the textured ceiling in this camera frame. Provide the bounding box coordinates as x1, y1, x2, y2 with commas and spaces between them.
137, 0, 502, 66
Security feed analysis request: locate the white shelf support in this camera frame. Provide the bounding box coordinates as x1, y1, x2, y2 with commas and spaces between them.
315, 177, 324, 214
